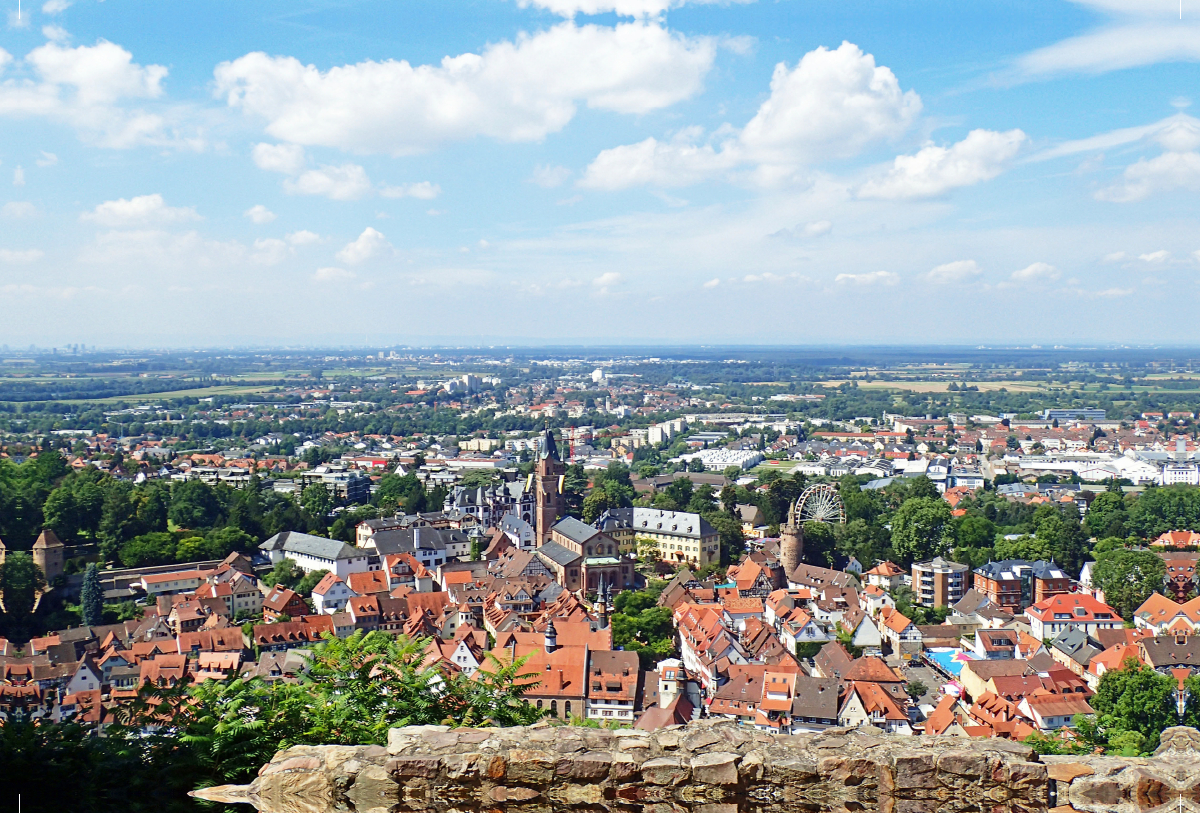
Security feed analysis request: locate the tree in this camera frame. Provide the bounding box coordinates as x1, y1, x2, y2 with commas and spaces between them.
1084, 491, 1128, 539
0, 552, 47, 641
905, 679, 928, 702
1128, 485, 1200, 539
687, 457, 706, 473
302, 483, 334, 517
1091, 660, 1179, 753
80, 563, 103, 627
956, 514, 996, 551
262, 558, 304, 589
581, 489, 616, 524
1091, 549, 1166, 619
294, 568, 329, 597
801, 520, 836, 566
890, 497, 954, 565
169, 479, 226, 530
118, 532, 178, 568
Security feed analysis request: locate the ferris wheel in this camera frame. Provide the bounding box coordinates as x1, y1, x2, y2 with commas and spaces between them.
795, 483, 846, 525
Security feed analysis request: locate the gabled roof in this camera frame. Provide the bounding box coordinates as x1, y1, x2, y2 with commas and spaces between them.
260, 531, 362, 561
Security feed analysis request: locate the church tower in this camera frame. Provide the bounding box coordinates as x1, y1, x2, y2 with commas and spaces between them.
779, 500, 804, 582
533, 427, 565, 546
33, 529, 65, 582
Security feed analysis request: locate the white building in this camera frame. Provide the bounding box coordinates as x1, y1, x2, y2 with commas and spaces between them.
260, 531, 372, 578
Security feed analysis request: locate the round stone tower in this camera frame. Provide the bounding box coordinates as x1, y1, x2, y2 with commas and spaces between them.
779, 499, 804, 580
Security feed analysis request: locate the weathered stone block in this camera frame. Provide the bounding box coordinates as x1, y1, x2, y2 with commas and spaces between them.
690, 752, 740, 786
641, 756, 690, 786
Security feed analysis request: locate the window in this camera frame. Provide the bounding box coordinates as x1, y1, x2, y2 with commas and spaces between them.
550, 700, 558, 716
564, 701, 571, 716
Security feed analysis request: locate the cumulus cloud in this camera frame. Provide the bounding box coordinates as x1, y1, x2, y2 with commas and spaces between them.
593, 271, 622, 287
1, 201, 36, 218
0, 248, 44, 263
79, 228, 245, 269
925, 260, 981, 284
80, 194, 201, 227
858, 129, 1026, 199
12, 166, 24, 186
835, 270, 898, 286
1095, 286, 1134, 297
42, 0, 71, 13
215, 22, 716, 156
283, 164, 372, 200
1139, 250, 1170, 263
312, 266, 355, 282
286, 230, 320, 246
800, 220, 832, 238
0, 41, 188, 149
580, 42, 921, 189
336, 227, 392, 264
380, 181, 441, 199
250, 237, 290, 265
244, 204, 276, 224
252, 142, 306, 174
530, 164, 572, 188
702, 277, 720, 288
1009, 262, 1060, 282
1097, 151, 1200, 202
36, 151, 57, 167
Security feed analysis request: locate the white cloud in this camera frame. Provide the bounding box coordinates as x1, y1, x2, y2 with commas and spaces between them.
1103, 251, 1127, 263
800, 220, 832, 238
36, 151, 57, 167
286, 230, 320, 246
1, 201, 36, 218
313, 266, 355, 282
702, 277, 720, 288
252, 142, 306, 174
0, 40, 184, 149
593, 271, 622, 287
835, 270, 898, 286
516, 0, 754, 17
336, 227, 392, 264
12, 166, 24, 186
1017, 23, 1200, 78
214, 22, 717, 156
42, 0, 71, 13
8, 9, 30, 29
80, 194, 201, 227
530, 164, 572, 188
0, 248, 44, 263
1097, 150, 1200, 202
858, 129, 1026, 199
1139, 250, 1170, 263
925, 259, 981, 284
581, 42, 921, 189
43, 25, 69, 43
1095, 286, 1134, 297
1010, 262, 1060, 282
80, 229, 244, 269
283, 164, 372, 200
243, 204, 276, 224
380, 181, 441, 199
250, 237, 290, 265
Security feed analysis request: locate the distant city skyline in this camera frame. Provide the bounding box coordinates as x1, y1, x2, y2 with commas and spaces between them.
0, 0, 1198, 346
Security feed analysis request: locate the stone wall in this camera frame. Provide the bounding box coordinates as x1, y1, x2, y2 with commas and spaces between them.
194, 721, 1200, 813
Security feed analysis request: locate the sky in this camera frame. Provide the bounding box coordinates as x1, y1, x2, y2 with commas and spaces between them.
1, 0, 1199, 347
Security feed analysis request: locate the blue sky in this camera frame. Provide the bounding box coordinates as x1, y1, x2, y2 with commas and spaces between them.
1, 0, 1199, 347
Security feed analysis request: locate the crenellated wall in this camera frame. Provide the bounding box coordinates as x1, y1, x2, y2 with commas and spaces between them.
193, 720, 1200, 813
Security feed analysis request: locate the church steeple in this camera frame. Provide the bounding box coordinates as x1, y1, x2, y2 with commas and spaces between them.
534, 425, 565, 547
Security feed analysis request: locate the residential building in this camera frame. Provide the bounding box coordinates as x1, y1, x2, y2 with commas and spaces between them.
311, 573, 357, 614
594, 507, 719, 568
972, 560, 1070, 614
911, 557, 969, 607
260, 531, 371, 578
1025, 594, 1122, 640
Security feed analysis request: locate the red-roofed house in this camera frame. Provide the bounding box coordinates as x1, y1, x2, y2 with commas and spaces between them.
1025, 594, 1122, 640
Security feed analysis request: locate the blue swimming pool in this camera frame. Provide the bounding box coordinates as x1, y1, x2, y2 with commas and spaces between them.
926, 647, 974, 677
